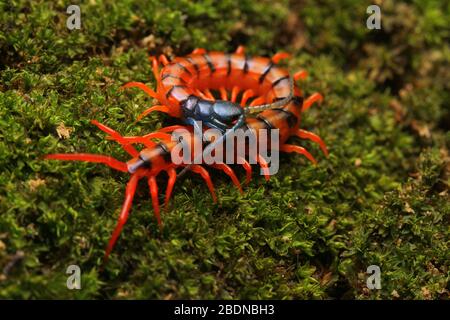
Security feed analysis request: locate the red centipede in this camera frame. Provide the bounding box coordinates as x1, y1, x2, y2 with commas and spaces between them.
45, 47, 328, 261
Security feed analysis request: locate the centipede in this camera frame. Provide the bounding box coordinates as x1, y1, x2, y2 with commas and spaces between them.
44, 47, 328, 261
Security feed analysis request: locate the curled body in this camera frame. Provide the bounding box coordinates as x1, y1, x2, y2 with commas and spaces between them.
45, 86, 327, 261
122, 47, 302, 135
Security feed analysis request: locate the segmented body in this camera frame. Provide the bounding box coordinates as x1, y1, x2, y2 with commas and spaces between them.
45, 48, 328, 261
123, 47, 299, 122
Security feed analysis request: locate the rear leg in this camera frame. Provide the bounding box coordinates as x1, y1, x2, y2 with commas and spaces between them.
45, 153, 128, 172
103, 173, 140, 262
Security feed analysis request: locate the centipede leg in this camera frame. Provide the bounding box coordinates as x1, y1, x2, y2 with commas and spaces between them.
121, 81, 159, 100
271, 52, 291, 64
235, 46, 245, 54
256, 155, 271, 181
148, 175, 162, 227
280, 144, 317, 164
219, 87, 228, 101
104, 173, 140, 262
90, 120, 139, 157
136, 105, 174, 122
231, 86, 241, 103
164, 168, 177, 208
302, 93, 323, 112
237, 156, 252, 185
293, 70, 308, 81
240, 89, 255, 106
249, 96, 265, 107
203, 88, 215, 100
148, 56, 161, 82
211, 163, 243, 193
158, 125, 193, 134
296, 129, 329, 157
44, 153, 128, 172
158, 54, 170, 66
194, 89, 209, 100
190, 165, 217, 203
192, 48, 206, 55
112, 132, 171, 148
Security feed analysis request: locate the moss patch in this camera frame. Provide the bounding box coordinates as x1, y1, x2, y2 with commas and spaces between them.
0, 0, 448, 299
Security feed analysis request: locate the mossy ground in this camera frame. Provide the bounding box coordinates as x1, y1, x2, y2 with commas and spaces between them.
0, 0, 448, 299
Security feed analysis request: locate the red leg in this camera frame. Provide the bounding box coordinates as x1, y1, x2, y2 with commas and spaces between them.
90, 120, 139, 157
203, 88, 215, 100
240, 89, 255, 106
231, 86, 240, 103
192, 48, 206, 55
219, 87, 228, 101
271, 52, 291, 64
142, 132, 172, 140
237, 156, 252, 185
148, 175, 162, 227
148, 56, 160, 82
104, 173, 140, 261
113, 132, 171, 148
190, 165, 217, 203
303, 93, 323, 112
293, 70, 308, 81
296, 129, 329, 157
136, 105, 173, 122
235, 46, 245, 54
194, 89, 208, 100
158, 54, 170, 66
249, 96, 265, 107
164, 168, 177, 208
158, 125, 192, 134
280, 144, 317, 164
256, 155, 271, 181
211, 163, 243, 194
121, 81, 159, 100
44, 153, 128, 172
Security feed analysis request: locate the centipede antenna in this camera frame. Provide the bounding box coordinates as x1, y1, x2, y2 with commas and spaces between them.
245, 76, 294, 113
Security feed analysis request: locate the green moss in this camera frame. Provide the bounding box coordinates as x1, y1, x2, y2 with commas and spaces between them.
0, 0, 448, 299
